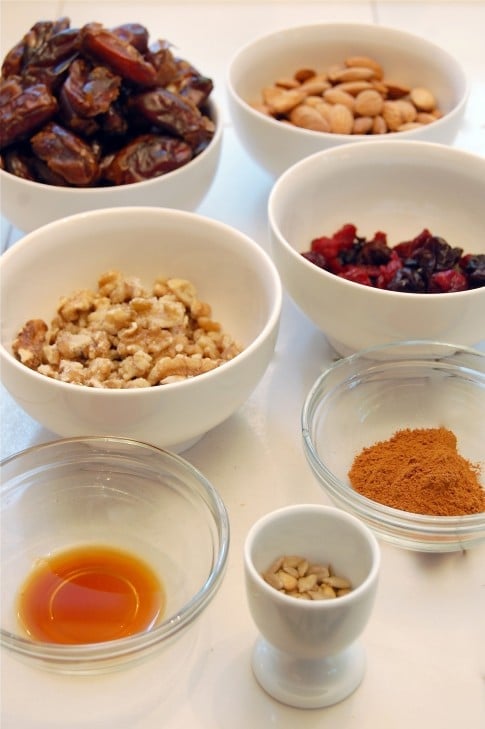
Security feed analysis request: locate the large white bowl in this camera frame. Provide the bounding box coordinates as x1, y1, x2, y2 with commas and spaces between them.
0, 99, 222, 234
0, 207, 282, 451
268, 140, 485, 356
227, 23, 469, 177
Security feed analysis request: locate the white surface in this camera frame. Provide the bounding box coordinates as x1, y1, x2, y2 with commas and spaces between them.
1, 2, 485, 728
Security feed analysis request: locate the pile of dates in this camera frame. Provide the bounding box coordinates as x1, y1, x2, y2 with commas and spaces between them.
0, 18, 216, 186
302, 224, 485, 293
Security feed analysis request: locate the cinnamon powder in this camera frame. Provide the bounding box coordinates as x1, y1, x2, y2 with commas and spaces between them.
348, 427, 485, 516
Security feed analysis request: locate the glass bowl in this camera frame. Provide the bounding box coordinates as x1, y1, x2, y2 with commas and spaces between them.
0, 437, 229, 674
301, 341, 485, 552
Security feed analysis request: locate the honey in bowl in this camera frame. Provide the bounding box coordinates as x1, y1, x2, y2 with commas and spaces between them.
17, 544, 166, 644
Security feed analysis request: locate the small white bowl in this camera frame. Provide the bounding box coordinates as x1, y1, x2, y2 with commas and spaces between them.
0, 206, 282, 452
227, 23, 469, 177
268, 140, 485, 356
244, 504, 380, 708
0, 99, 222, 234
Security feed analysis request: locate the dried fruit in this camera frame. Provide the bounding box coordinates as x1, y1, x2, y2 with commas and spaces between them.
302, 224, 484, 293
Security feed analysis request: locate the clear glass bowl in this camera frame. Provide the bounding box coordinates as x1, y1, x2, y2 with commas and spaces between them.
0, 437, 229, 673
301, 341, 485, 552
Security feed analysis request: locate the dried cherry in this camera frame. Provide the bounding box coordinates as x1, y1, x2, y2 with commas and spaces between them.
302, 224, 484, 293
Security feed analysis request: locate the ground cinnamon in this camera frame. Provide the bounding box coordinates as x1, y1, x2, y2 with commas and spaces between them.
348, 427, 485, 516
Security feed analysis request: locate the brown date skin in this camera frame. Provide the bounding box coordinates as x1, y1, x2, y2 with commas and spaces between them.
102, 133, 193, 185
1, 18, 71, 78
111, 24, 149, 54
0, 77, 57, 148
30, 121, 99, 185
129, 87, 215, 151
61, 59, 121, 117
80, 24, 158, 87
169, 58, 213, 108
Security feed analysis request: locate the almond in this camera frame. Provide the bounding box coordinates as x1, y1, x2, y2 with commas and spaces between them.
289, 104, 331, 132
337, 80, 374, 95
262, 86, 306, 114
409, 86, 436, 112
329, 103, 354, 134
294, 67, 317, 83
352, 115, 373, 134
383, 80, 411, 99
394, 99, 417, 123
372, 115, 388, 134
323, 87, 355, 110
329, 66, 376, 83
382, 100, 404, 131
354, 89, 383, 117
345, 55, 383, 79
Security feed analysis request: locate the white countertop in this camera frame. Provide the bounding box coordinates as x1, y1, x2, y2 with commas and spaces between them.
1, 2, 485, 728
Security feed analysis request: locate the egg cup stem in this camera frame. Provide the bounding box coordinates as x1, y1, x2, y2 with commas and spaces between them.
251, 636, 366, 709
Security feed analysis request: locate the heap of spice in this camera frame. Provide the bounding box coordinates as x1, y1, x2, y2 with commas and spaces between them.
348, 427, 485, 516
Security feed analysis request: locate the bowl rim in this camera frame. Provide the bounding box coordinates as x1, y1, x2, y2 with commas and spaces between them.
301, 340, 485, 550
226, 21, 469, 142
0, 97, 222, 194
0, 435, 230, 668
0, 205, 283, 395
268, 139, 485, 300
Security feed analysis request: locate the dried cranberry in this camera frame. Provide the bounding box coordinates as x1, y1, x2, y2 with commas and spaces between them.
429, 269, 467, 293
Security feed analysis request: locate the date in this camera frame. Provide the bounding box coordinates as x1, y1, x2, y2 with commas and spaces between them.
30, 122, 99, 186
103, 133, 193, 184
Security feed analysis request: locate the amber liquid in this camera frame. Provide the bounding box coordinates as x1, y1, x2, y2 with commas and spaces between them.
17, 544, 166, 644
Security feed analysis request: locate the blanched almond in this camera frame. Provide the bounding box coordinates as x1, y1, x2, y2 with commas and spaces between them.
323, 87, 355, 110
337, 80, 374, 95
383, 80, 411, 99
262, 86, 306, 114
289, 104, 331, 132
329, 103, 354, 134
330, 66, 377, 83
352, 115, 373, 134
395, 99, 417, 123
382, 100, 403, 131
410, 86, 436, 111
345, 55, 384, 79
372, 115, 388, 134
354, 89, 383, 117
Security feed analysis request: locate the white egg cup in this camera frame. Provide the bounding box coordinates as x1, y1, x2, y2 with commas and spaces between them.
244, 504, 380, 709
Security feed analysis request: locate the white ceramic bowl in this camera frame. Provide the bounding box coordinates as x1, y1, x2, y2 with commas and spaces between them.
1, 437, 229, 674
244, 504, 380, 708
227, 23, 468, 177
0, 98, 222, 234
301, 341, 485, 552
268, 140, 485, 356
0, 207, 282, 452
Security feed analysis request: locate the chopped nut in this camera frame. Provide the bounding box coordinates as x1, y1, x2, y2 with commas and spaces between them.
12, 272, 242, 388
262, 555, 352, 600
